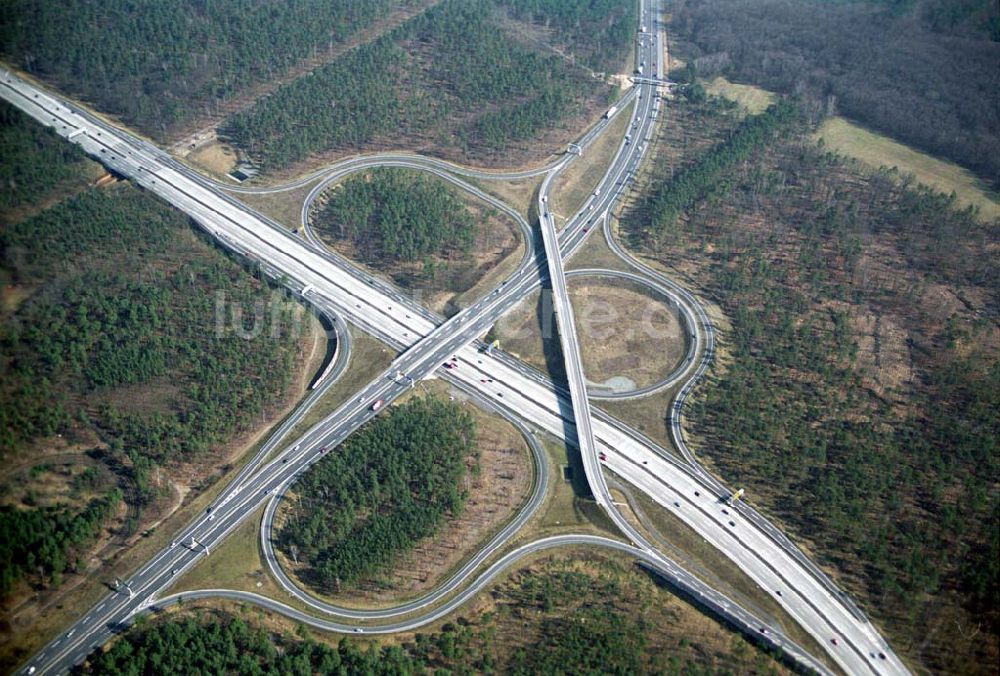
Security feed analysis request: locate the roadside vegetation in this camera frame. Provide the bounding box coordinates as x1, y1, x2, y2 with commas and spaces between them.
0, 0, 405, 139
621, 89, 999, 673
82, 553, 789, 674
226, 0, 622, 173
278, 396, 478, 592
0, 106, 310, 606
0, 103, 91, 212
669, 0, 1000, 189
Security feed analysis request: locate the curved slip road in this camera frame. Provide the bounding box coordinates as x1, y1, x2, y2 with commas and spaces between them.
2, 8, 903, 671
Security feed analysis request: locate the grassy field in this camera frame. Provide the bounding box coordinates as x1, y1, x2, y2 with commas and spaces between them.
470, 175, 541, 220
704, 76, 774, 114
184, 141, 239, 181
236, 182, 323, 232
702, 76, 1000, 222
170, 505, 270, 595
815, 116, 1000, 221
495, 278, 687, 393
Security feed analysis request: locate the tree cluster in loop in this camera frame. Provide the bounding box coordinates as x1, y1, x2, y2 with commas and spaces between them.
279, 396, 478, 590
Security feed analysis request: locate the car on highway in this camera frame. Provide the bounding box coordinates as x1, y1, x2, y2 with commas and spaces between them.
599, 452, 607, 461
831, 637, 839, 646
371, 399, 384, 412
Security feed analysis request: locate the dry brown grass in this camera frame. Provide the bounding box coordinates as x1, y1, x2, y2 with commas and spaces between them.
573, 281, 686, 390
170, 505, 270, 596
495, 278, 687, 392
236, 183, 317, 232
704, 77, 774, 114
275, 380, 534, 606
471, 175, 541, 218
565, 226, 632, 272
815, 117, 1000, 222
185, 141, 238, 179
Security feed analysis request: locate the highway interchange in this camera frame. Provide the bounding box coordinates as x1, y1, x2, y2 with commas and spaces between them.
2, 1, 907, 673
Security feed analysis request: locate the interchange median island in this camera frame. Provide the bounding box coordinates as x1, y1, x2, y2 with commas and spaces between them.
0, 0, 920, 673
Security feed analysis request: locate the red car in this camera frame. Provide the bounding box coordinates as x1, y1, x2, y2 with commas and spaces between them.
371, 399, 384, 412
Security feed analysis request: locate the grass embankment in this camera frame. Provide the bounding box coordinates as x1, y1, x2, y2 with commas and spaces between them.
550, 99, 635, 227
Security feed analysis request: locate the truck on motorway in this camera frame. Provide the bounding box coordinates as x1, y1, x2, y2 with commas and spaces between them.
604, 105, 617, 119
